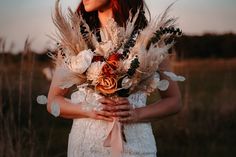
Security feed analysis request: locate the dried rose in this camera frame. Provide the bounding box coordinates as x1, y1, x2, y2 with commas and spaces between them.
95, 76, 117, 95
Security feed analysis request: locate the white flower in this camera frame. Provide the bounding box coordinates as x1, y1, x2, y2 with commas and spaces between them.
50, 102, 60, 117
163, 71, 186, 81
36, 95, 47, 105
86, 61, 105, 85
68, 49, 94, 74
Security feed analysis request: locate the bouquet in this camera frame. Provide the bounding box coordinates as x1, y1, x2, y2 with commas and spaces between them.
47, 0, 184, 98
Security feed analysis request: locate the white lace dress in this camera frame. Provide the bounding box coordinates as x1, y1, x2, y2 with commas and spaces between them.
67, 88, 157, 157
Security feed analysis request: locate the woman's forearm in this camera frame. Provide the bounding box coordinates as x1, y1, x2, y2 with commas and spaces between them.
47, 95, 88, 119
136, 96, 182, 123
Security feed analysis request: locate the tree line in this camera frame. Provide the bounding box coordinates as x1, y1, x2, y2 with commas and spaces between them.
174, 33, 236, 59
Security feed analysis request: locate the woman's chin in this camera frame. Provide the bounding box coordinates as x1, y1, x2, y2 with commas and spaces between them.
84, 6, 96, 12
84, 6, 95, 12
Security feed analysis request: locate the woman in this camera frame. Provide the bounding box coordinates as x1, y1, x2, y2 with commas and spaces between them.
47, 0, 182, 156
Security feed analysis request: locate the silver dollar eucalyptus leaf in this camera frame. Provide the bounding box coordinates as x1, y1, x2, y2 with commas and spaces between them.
51, 102, 60, 117
36, 95, 48, 105
157, 79, 169, 91
163, 71, 185, 81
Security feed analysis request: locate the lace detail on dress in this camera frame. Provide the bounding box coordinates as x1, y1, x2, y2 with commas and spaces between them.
128, 91, 147, 108
68, 89, 157, 157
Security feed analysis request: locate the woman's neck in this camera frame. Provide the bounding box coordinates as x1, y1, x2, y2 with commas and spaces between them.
98, 5, 113, 28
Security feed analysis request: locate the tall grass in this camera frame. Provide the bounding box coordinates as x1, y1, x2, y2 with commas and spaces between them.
0, 39, 68, 157
0, 39, 37, 157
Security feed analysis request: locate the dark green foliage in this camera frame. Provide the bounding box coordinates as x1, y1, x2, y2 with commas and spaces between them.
79, 23, 96, 50
127, 57, 140, 77
121, 30, 140, 59
117, 76, 130, 97
121, 10, 148, 60
146, 26, 182, 50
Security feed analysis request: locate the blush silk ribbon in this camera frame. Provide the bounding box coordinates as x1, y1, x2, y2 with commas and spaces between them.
103, 118, 123, 157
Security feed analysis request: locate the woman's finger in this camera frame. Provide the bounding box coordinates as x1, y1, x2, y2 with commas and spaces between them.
94, 110, 113, 117
113, 105, 132, 111
102, 105, 116, 112
102, 104, 132, 112
113, 111, 131, 117
118, 117, 133, 123
114, 98, 129, 106
96, 115, 113, 122
99, 98, 115, 105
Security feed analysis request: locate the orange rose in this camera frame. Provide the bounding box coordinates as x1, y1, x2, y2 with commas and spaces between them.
95, 76, 117, 95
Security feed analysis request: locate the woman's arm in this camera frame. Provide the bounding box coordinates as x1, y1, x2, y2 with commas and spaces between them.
47, 66, 113, 121
102, 57, 183, 123
47, 83, 85, 119
134, 57, 182, 122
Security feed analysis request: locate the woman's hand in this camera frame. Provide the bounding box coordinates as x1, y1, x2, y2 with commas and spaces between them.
87, 108, 114, 122
85, 98, 115, 122
99, 97, 140, 123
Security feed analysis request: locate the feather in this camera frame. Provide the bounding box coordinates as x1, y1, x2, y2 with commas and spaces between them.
51, 0, 88, 55
130, 2, 180, 52
69, 9, 99, 50
125, 9, 140, 40
126, 2, 181, 77
95, 18, 125, 57
54, 65, 87, 89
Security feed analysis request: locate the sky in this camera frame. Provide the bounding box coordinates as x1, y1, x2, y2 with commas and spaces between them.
0, 0, 236, 53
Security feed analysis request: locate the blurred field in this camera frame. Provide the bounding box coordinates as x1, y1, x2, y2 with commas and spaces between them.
1, 50, 236, 157
152, 58, 236, 157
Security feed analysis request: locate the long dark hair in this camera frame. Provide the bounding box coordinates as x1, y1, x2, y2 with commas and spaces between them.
77, 0, 149, 32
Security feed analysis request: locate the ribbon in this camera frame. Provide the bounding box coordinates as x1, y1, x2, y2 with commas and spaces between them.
103, 118, 124, 157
